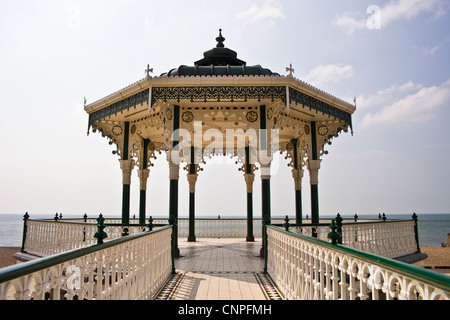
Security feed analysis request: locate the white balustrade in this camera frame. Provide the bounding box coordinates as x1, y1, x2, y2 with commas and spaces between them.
342, 221, 417, 258
22, 220, 156, 257
292, 220, 418, 259
22, 217, 418, 261
0, 226, 173, 300
266, 226, 450, 300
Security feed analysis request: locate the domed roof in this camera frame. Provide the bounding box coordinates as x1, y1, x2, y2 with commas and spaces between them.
161, 29, 279, 77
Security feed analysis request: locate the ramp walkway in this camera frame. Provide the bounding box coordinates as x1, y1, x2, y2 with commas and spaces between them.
154, 238, 283, 300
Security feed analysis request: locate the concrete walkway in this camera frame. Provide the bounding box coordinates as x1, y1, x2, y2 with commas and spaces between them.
155, 238, 283, 300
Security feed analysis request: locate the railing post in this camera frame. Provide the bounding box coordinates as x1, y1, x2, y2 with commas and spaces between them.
412, 212, 420, 252
263, 217, 270, 274
169, 216, 176, 274
335, 213, 343, 244
83, 214, 88, 242
328, 219, 341, 245
283, 215, 290, 231
94, 214, 107, 245
21, 212, 29, 253
147, 216, 154, 232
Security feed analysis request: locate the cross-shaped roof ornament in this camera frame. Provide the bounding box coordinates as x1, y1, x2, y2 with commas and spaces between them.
145, 64, 153, 79
286, 64, 295, 77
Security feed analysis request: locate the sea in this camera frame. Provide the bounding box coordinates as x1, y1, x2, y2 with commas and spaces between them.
0, 213, 449, 248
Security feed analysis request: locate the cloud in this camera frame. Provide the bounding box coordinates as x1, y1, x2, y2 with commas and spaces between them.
237, 0, 286, 25
334, 0, 448, 35
360, 80, 450, 128
357, 81, 422, 109
302, 64, 355, 87
418, 37, 450, 56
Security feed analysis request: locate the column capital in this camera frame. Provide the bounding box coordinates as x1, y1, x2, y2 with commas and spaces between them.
308, 159, 321, 185
119, 159, 135, 185
292, 168, 304, 191
244, 173, 255, 193
138, 169, 150, 190
187, 173, 198, 193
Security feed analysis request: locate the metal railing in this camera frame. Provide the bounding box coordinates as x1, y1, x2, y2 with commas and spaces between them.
20, 213, 422, 260
265, 224, 450, 300
284, 214, 419, 259
0, 224, 174, 300
20, 214, 166, 257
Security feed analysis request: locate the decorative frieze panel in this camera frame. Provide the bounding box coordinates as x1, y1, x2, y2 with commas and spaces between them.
88, 89, 149, 127
151, 86, 286, 104
288, 87, 353, 127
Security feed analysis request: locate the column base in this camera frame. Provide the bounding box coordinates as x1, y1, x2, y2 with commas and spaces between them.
188, 236, 196, 242
260, 247, 265, 258
246, 236, 255, 242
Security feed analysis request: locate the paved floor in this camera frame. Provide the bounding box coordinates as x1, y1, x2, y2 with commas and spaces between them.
157, 238, 282, 300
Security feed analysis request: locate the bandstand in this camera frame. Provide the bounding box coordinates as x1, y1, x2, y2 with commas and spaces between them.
3, 30, 450, 302
84, 30, 356, 253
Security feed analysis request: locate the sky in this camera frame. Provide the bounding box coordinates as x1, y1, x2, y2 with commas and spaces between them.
1, 0, 449, 219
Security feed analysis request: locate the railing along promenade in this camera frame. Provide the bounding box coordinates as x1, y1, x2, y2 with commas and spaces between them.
264, 222, 450, 300
19, 213, 419, 259
0, 215, 174, 300
1, 213, 449, 300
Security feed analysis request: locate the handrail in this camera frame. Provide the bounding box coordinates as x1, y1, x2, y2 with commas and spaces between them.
265, 225, 450, 299
0, 225, 174, 300
0, 225, 172, 284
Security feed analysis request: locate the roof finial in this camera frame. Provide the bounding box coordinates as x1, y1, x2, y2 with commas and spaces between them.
216, 28, 225, 48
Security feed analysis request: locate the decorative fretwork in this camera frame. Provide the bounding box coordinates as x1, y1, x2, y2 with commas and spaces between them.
151, 86, 287, 104
88, 89, 150, 126
289, 87, 352, 127
87, 86, 353, 133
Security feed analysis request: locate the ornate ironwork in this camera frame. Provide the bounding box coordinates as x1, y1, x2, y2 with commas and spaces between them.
151, 86, 286, 104
88, 89, 150, 126
87, 86, 353, 130
288, 87, 352, 126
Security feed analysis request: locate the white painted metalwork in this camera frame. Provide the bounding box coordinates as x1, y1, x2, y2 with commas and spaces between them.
0, 226, 173, 300
292, 220, 417, 258
266, 226, 450, 300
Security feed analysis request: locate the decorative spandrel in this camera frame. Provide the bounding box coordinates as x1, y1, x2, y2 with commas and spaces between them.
91, 122, 126, 160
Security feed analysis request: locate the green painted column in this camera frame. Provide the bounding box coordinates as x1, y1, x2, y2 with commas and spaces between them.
188, 146, 198, 242
138, 139, 150, 225
121, 122, 132, 225
245, 146, 255, 242
259, 105, 271, 257
292, 139, 303, 225
310, 121, 320, 226
169, 105, 180, 257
